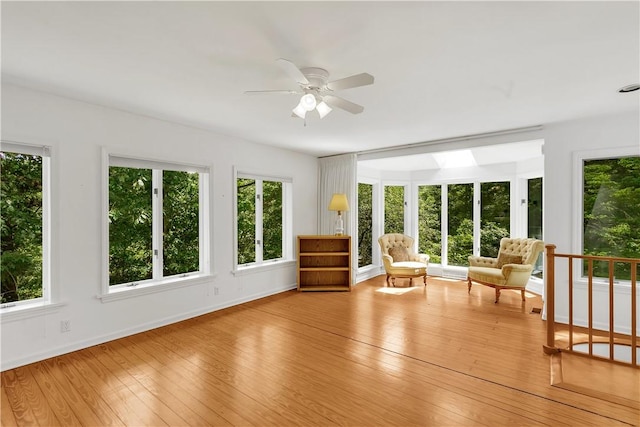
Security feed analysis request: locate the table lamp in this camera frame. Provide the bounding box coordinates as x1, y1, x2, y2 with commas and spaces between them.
328, 193, 349, 235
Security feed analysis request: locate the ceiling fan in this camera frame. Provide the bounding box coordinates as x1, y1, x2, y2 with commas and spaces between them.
245, 58, 374, 119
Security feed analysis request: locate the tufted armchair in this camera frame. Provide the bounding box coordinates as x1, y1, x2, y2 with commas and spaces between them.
467, 237, 544, 303
378, 234, 430, 287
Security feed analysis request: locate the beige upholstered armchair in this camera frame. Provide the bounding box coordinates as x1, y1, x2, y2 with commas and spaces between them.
378, 234, 430, 286
467, 237, 544, 303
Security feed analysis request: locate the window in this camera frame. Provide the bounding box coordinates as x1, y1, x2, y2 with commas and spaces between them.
106, 155, 209, 292
235, 173, 291, 268
1, 143, 50, 306
384, 185, 405, 234
358, 182, 373, 267
528, 177, 543, 278
418, 185, 441, 263
447, 183, 473, 266
480, 181, 510, 257
582, 155, 640, 280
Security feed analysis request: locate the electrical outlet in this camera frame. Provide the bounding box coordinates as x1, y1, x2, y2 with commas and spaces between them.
214, 287, 219, 296
60, 320, 71, 333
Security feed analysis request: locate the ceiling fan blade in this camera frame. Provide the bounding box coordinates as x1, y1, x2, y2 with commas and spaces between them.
323, 95, 364, 114
276, 58, 309, 85
244, 90, 300, 95
327, 73, 374, 91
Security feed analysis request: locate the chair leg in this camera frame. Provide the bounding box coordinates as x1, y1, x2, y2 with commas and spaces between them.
386, 274, 391, 287
495, 288, 501, 303
423, 274, 427, 286
467, 278, 472, 293
521, 289, 526, 301
409, 277, 413, 287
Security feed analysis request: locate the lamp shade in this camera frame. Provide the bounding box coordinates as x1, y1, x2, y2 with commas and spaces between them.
300, 93, 317, 111
328, 193, 349, 212
316, 101, 332, 119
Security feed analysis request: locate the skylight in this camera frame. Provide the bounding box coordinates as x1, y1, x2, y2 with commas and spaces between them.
433, 149, 477, 169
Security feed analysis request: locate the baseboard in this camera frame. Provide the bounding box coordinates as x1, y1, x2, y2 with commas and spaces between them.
1, 283, 297, 371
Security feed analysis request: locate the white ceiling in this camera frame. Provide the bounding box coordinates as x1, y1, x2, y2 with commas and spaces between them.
2, 1, 638, 161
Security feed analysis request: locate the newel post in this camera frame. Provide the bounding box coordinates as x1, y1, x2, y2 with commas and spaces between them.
543, 244, 560, 354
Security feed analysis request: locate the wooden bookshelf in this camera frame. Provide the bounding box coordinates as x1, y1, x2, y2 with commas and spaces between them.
297, 235, 351, 292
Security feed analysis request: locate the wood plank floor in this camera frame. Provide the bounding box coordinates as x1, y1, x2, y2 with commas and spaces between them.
2, 276, 639, 426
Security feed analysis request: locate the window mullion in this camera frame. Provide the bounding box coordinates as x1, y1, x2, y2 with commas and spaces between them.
152, 169, 163, 279
255, 180, 264, 263
473, 182, 481, 256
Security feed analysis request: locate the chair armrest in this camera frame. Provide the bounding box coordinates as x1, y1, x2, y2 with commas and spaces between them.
410, 253, 430, 264
382, 254, 394, 269
502, 264, 533, 286
468, 255, 498, 268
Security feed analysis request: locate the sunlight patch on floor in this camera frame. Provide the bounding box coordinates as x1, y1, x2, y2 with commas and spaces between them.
376, 287, 420, 295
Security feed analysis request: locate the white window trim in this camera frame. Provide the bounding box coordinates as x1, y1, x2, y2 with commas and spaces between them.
101, 148, 213, 299
572, 146, 639, 286
0, 141, 52, 317
233, 168, 294, 273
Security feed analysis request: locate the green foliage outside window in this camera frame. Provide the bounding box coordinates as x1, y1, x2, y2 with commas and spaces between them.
528, 177, 543, 278
236, 178, 283, 265
1, 152, 43, 303
237, 178, 256, 264
384, 185, 404, 234
358, 183, 373, 267
583, 157, 640, 280
163, 171, 199, 276
448, 183, 473, 266
108, 166, 200, 286
480, 181, 510, 257
262, 181, 283, 261
418, 185, 441, 263
109, 167, 153, 285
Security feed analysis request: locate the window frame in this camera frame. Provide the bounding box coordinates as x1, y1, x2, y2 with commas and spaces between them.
100, 149, 212, 301
0, 141, 52, 315
233, 168, 293, 273
572, 146, 640, 285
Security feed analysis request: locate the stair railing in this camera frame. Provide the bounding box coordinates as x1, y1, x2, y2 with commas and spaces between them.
544, 244, 638, 368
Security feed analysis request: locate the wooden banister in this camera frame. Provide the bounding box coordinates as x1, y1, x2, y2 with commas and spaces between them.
543, 244, 559, 354
543, 244, 639, 367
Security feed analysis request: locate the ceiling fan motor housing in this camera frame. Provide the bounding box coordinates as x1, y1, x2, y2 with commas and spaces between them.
301, 67, 329, 90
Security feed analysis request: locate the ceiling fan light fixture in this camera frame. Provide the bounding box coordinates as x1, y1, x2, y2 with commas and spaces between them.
316, 101, 332, 119
300, 93, 317, 111
292, 102, 307, 119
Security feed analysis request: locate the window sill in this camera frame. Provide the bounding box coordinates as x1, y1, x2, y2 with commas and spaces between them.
232, 260, 296, 276
0, 301, 66, 323
98, 273, 215, 303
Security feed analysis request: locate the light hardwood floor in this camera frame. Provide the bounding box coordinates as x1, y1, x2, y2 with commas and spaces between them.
2, 276, 639, 426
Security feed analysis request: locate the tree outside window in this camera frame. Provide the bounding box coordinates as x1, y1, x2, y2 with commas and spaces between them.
236, 176, 287, 266
583, 156, 640, 280
418, 185, 441, 263
448, 183, 473, 266
528, 177, 543, 279
480, 181, 510, 257
108, 164, 202, 287
1, 150, 45, 303
384, 185, 404, 234
358, 182, 373, 267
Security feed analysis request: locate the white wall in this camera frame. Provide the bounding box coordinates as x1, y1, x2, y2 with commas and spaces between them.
0, 84, 319, 370
544, 111, 640, 334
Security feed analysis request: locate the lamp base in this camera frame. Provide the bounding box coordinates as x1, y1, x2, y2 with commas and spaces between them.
334, 213, 344, 236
